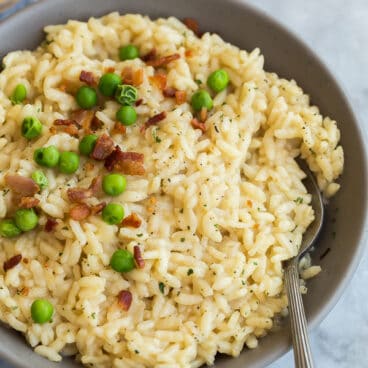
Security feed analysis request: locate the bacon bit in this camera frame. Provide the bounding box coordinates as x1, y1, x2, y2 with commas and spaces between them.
59, 83, 67, 92
146, 53, 180, 68
90, 202, 106, 215
200, 107, 208, 122
20, 197, 40, 209
67, 188, 92, 203
133, 245, 145, 268
185, 49, 194, 58
133, 68, 144, 86
21, 287, 29, 296
163, 87, 177, 98
91, 115, 104, 131
105, 66, 115, 73
71, 110, 95, 134
45, 218, 58, 232
69, 203, 91, 221
105, 146, 146, 175
149, 74, 167, 90
3, 254, 22, 272
63, 124, 80, 136
105, 146, 145, 176
191, 118, 206, 133
49, 126, 57, 135
54, 119, 80, 128
141, 48, 157, 62
79, 70, 96, 86
84, 162, 95, 172
142, 111, 167, 131
175, 90, 187, 105
246, 200, 253, 208
89, 176, 102, 196
135, 98, 143, 107
5, 174, 39, 196
112, 122, 127, 135
22, 258, 29, 264
91, 134, 115, 160
121, 67, 133, 85
122, 213, 142, 228
117, 290, 132, 311
183, 18, 200, 36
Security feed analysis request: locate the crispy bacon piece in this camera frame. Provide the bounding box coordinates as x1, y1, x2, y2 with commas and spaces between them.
183, 18, 200, 36
67, 176, 102, 203
142, 111, 167, 131
67, 188, 92, 203
91, 134, 115, 160
133, 245, 145, 268
90, 202, 106, 215
69, 203, 91, 221
191, 118, 207, 133
79, 70, 96, 86
112, 122, 127, 135
200, 107, 208, 122
105, 146, 145, 175
105, 66, 115, 73
117, 290, 132, 311
71, 110, 95, 134
54, 119, 80, 136
135, 98, 143, 107
133, 69, 144, 86
45, 218, 58, 232
122, 213, 142, 228
20, 197, 40, 209
175, 90, 187, 104
141, 48, 157, 62
5, 174, 39, 196
91, 115, 103, 131
146, 53, 180, 68
89, 176, 102, 196
122, 67, 133, 85
149, 74, 167, 90
3, 254, 22, 272
163, 87, 177, 98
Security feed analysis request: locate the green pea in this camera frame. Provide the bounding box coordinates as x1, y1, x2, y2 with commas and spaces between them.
14, 208, 38, 232
102, 203, 125, 225
31, 299, 54, 324
31, 170, 48, 191
79, 134, 98, 156
110, 249, 135, 272
98, 73, 122, 97
76, 86, 97, 109
58, 152, 80, 174
115, 84, 138, 106
102, 174, 127, 196
116, 106, 137, 126
0, 219, 21, 238
11, 84, 27, 105
21, 116, 42, 140
119, 45, 139, 61
207, 69, 230, 93
34, 146, 60, 168
191, 90, 213, 111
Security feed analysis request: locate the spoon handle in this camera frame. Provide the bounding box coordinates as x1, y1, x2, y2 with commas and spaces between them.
285, 260, 315, 368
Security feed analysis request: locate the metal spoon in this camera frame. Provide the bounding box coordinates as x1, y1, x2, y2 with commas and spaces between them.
284, 160, 324, 368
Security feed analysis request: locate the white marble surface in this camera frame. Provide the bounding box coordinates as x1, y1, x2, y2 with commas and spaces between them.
244, 1, 368, 367
1, 1, 367, 367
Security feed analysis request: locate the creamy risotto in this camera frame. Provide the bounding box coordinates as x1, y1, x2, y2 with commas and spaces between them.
0, 13, 343, 368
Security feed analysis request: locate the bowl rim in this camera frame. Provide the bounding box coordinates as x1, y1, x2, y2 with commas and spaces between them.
0, 0, 367, 367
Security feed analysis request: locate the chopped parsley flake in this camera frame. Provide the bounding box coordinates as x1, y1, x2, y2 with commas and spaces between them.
91, 312, 96, 319
294, 197, 303, 204
159, 282, 165, 294
187, 268, 194, 276
180, 237, 185, 242
136, 233, 143, 237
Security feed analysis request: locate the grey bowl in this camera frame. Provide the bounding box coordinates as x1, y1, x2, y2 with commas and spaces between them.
0, 0, 367, 367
